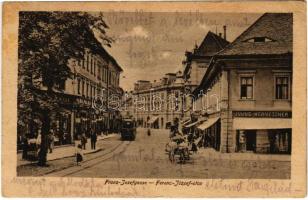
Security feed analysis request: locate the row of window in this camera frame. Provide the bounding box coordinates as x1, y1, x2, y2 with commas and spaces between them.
109, 71, 119, 87
135, 91, 183, 112
78, 53, 119, 87
77, 77, 105, 99
240, 76, 290, 100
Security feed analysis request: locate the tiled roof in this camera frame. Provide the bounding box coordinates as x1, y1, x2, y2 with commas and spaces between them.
209, 32, 230, 49
194, 31, 230, 57
218, 13, 292, 56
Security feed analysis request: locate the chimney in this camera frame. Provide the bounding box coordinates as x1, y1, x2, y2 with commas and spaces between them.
223, 25, 227, 40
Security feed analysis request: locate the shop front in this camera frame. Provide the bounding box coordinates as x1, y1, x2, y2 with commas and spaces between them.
232, 111, 292, 154
74, 114, 82, 140
235, 129, 291, 154
109, 110, 122, 133
74, 109, 90, 138
50, 111, 72, 145
96, 115, 106, 135
197, 117, 221, 151
148, 116, 159, 128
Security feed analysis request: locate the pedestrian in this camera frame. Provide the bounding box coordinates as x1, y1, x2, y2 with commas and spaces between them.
147, 128, 151, 136
81, 133, 87, 150
90, 131, 97, 150
48, 130, 55, 153
76, 144, 83, 166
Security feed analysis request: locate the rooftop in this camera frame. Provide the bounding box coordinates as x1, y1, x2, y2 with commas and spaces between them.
218, 13, 293, 56
194, 31, 230, 57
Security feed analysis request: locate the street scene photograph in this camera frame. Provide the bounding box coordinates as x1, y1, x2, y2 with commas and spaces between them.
17, 11, 292, 179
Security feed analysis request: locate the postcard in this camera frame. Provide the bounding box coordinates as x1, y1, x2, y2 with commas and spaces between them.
2, 1, 307, 197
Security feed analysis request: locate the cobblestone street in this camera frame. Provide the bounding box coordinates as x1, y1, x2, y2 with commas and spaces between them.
18, 128, 290, 179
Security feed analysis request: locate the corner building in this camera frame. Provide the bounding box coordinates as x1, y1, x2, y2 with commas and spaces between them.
193, 13, 292, 154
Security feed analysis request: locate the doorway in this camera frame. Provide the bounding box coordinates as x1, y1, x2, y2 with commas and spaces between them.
245, 130, 256, 152
161, 118, 164, 129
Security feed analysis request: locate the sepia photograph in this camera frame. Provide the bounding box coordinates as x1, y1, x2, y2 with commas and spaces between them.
16, 11, 292, 179
2, 1, 306, 197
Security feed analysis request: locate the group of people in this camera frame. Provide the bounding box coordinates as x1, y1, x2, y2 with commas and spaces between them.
79, 130, 97, 150
21, 129, 55, 160
21, 127, 98, 166
169, 124, 198, 153
75, 129, 98, 166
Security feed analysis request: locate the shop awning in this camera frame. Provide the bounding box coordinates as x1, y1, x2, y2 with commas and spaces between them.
148, 116, 158, 124
197, 117, 220, 131
180, 117, 190, 124
182, 119, 191, 126
184, 120, 201, 128
233, 118, 292, 130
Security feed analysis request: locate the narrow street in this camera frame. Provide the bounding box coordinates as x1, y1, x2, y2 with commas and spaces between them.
43, 128, 290, 179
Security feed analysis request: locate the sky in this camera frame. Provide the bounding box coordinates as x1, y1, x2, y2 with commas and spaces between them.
100, 12, 263, 91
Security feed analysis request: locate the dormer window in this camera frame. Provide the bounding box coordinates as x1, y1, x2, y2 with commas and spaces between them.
245, 37, 274, 43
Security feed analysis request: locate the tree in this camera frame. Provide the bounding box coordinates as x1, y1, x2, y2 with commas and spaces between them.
18, 11, 113, 166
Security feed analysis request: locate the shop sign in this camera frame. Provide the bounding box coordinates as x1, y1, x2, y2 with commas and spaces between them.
233, 111, 291, 118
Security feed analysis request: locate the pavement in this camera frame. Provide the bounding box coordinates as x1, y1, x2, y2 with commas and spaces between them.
17, 133, 118, 167
196, 147, 290, 162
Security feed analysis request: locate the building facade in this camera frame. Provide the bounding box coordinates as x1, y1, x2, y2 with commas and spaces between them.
67, 48, 123, 141
133, 71, 185, 129
19, 43, 124, 146
182, 30, 229, 118
192, 13, 292, 154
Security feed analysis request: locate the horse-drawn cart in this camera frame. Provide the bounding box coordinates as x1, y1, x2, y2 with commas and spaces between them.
165, 136, 190, 164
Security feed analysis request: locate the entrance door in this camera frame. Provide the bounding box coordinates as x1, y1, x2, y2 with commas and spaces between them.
245, 130, 256, 152
161, 118, 164, 129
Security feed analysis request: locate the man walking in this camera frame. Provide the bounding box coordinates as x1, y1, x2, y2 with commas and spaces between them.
90, 130, 97, 150
81, 133, 87, 150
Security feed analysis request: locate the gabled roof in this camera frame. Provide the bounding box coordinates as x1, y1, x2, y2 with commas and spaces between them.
192, 13, 293, 97
183, 31, 229, 76
194, 31, 230, 57
218, 13, 293, 56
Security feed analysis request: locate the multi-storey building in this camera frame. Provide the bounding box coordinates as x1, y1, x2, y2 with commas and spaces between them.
192, 13, 292, 154
182, 29, 229, 119
18, 39, 123, 146
65, 47, 123, 141
133, 71, 185, 129
24, 43, 124, 145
